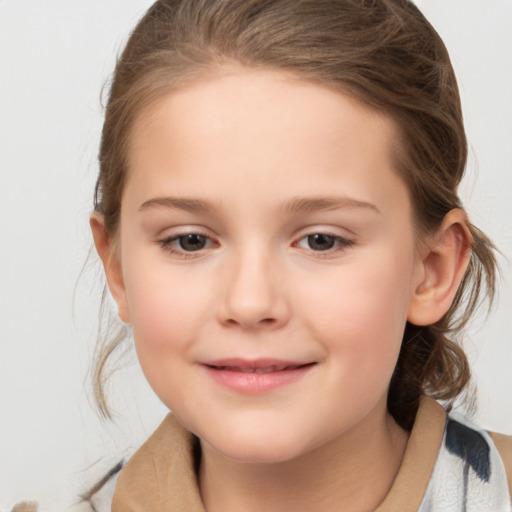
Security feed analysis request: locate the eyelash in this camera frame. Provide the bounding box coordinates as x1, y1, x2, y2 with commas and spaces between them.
157, 232, 354, 259
158, 233, 216, 259
294, 233, 354, 256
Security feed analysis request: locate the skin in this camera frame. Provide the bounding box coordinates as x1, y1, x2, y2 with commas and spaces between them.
91, 69, 471, 512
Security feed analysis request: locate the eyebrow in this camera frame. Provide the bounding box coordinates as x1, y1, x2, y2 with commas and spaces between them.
139, 195, 380, 214
282, 196, 380, 214
139, 197, 218, 212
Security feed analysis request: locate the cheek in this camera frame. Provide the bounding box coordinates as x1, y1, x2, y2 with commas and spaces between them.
297, 248, 415, 378
121, 256, 211, 364
121, 263, 216, 410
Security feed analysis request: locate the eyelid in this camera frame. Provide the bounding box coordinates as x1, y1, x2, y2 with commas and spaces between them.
294, 234, 353, 248
155, 225, 354, 259
291, 225, 354, 242
157, 227, 219, 259
292, 228, 355, 256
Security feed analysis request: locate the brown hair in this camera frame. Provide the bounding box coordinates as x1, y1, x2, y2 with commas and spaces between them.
93, 0, 497, 428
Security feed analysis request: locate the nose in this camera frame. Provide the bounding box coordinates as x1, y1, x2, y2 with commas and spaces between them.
217, 248, 290, 330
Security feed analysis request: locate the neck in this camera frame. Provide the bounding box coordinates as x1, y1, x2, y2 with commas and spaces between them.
198, 402, 409, 512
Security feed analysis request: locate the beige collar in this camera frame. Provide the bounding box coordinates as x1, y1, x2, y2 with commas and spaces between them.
113, 397, 446, 512
375, 397, 446, 511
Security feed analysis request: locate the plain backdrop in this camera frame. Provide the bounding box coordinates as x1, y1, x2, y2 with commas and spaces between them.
1, 1, 511, 510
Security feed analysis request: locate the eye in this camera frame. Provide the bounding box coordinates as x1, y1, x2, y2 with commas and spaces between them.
175, 233, 209, 251
159, 233, 214, 254
295, 233, 353, 252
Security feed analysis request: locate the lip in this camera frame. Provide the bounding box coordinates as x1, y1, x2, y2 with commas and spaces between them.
200, 358, 316, 394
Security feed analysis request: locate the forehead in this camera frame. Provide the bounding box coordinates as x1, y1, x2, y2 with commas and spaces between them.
130, 69, 397, 156
125, 69, 408, 216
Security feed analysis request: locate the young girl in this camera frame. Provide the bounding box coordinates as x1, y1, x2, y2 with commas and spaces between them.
89, 0, 512, 510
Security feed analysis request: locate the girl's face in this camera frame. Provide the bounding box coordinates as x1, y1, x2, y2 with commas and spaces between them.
113, 70, 424, 463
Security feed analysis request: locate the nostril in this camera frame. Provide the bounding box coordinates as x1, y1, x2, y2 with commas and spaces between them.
224, 316, 277, 328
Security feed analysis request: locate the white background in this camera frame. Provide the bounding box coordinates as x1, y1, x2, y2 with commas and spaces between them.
1, 1, 511, 510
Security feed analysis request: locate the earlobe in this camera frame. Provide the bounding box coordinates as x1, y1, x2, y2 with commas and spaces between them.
407, 209, 472, 326
90, 213, 131, 324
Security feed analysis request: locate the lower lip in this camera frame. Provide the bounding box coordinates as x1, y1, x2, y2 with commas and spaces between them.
202, 364, 315, 394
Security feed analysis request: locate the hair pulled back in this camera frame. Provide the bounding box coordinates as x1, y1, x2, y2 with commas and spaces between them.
94, 0, 497, 429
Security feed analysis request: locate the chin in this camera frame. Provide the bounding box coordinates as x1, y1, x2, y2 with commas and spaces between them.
202, 427, 312, 464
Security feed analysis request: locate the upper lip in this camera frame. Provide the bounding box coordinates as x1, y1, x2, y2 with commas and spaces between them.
200, 358, 315, 373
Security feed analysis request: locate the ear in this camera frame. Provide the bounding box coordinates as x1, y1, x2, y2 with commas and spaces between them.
90, 212, 131, 324
407, 209, 472, 326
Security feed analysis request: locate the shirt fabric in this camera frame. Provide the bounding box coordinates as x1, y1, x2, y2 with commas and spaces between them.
112, 397, 512, 511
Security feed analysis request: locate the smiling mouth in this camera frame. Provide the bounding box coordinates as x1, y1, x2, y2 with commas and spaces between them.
203, 358, 315, 373
201, 359, 316, 393
207, 364, 312, 374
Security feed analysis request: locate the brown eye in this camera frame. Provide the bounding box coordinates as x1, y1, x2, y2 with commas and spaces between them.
306, 234, 336, 251
295, 233, 353, 253
177, 234, 208, 251
158, 232, 215, 258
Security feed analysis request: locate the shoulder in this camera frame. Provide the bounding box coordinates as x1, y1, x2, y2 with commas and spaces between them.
111, 415, 177, 511
112, 413, 205, 512
445, 415, 512, 498
489, 431, 512, 499
419, 411, 512, 512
